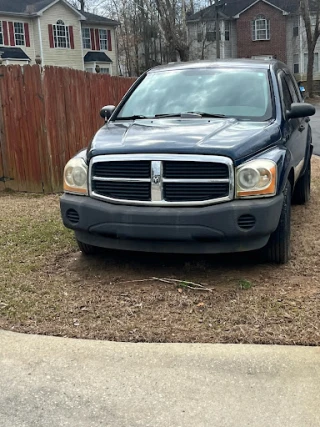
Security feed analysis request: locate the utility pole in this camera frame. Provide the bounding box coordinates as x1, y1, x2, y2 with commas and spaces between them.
215, 0, 221, 59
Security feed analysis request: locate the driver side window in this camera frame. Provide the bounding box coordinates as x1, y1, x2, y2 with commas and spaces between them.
279, 72, 293, 114
284, 74, 300, 103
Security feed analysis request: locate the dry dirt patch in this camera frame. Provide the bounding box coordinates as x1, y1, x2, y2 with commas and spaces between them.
1, 159, 320, 344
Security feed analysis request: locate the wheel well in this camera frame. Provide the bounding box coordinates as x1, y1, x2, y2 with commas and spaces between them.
288, 168, 294, 191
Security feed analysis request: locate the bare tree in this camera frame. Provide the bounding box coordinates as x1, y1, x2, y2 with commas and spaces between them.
142, 0, 190, 61
68, 0, 100, 11
68, 0, 197, 74
300, 0, 320, 97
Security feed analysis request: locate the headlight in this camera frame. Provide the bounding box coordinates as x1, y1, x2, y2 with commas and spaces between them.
236, 159, 276, 198
63, 158, 88, 195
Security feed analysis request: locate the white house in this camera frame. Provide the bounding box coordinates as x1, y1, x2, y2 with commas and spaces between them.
0, 0, 119, 75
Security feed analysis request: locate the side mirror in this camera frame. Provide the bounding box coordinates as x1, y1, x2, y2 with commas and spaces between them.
100, 105, 115, 120
286, 103, 315, 119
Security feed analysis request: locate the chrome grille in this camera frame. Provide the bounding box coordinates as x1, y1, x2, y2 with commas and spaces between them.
163, 161, 229, 179
92, 181, 151, 201
93, 161, 150, 179
90, 154, 234, 206
164, 182, 230, 202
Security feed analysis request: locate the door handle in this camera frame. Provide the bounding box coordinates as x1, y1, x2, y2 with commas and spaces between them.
299, 124, 305, 132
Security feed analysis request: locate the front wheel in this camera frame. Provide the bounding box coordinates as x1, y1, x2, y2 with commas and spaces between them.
262, 181, 291, 264
76, 238, 99, 255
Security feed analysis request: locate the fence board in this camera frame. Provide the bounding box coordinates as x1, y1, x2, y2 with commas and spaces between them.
1, 66, 21, 191
0, 67, 7, 191
0, 65, 135, 193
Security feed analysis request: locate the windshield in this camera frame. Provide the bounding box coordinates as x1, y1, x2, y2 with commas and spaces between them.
116, 68, 273, 121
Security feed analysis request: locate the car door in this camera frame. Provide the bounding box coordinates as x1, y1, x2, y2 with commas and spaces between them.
277, 70, 307, 182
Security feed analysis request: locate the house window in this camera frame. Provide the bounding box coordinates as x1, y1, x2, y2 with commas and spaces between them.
293, 16, 299, 37
252, 15, 270, 41
206, 22, 216, 42
206, 31, 216, 42
100, 67, 110, 74
53, 20, 70, 48
99, 29, 108, 50
197, 32, 203, 43
225, 21, 230, 41
82, 28, 91, 49
14, 22, 25, 46
304, 53, 319, 73
0, 22, 3, 45
293, 54, 300, 74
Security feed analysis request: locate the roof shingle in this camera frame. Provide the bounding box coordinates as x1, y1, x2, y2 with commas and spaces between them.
0, 46, 30, 59
0, 0, 119, 25
84, 52, 113, 63
0, 0, 53, 14
187, 0, 300, 22
81, 11, 119, 26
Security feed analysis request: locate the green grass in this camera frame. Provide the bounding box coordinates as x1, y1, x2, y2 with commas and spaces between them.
238, 280, 253, 290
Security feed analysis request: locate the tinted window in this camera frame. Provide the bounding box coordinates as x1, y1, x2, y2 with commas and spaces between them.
279, 73, 293, 112
284, 74, 301, 103
117, 68, 273, 121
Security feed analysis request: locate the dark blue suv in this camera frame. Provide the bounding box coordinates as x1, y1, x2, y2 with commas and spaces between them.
60, 60, 315, 264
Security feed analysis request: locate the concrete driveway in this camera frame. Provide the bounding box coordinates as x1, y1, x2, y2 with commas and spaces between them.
310, 106, 320, 155
0, 330, 319, 427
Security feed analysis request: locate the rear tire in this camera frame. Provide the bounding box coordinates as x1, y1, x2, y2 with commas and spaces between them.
76, 238, 99, 255
263, 181, 291, 264
292, 158, 311, 205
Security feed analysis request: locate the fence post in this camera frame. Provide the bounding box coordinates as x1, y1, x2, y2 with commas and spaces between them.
0, 65, 7, 191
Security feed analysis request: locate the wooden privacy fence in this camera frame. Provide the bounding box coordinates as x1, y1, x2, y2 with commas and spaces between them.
0, 65, 135, 193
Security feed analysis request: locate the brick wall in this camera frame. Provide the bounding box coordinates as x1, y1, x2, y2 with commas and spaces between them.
236, 1, 287, 63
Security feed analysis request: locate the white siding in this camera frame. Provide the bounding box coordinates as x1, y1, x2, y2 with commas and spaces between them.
286, 13, 320, 82
187, 20, 234, 61
4, 59, 30, 65
298, 14, 320, 81
286, 15, 300, 75
0, 15, 36, 63
40, 2, 84, 69
82, 25, 118, 75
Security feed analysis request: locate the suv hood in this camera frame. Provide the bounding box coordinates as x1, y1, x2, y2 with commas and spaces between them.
88, 118, 281, 163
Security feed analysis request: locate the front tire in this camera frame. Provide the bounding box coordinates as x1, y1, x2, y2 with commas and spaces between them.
292, 158, 311, 205
263, 181, 291, 264
76, 238, 99, 255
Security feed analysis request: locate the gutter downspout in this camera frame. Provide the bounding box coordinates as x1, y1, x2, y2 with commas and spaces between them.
79, 20, 84, 71
38, 17, 44, 66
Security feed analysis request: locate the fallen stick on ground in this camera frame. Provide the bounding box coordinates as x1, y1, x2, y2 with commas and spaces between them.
117, 277, 213, 292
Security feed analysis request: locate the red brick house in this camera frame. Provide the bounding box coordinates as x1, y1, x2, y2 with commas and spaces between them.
187, 0, 309, 79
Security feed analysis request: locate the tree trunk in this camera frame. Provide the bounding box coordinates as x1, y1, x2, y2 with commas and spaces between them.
301, 0, 320, 98
215, 2, 220, 59
177, 47, 189, 61
307, 48, 315, 97
201, 37, 205, 60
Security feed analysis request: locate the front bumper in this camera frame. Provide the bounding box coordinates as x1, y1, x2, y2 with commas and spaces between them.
60, 194, 284, 254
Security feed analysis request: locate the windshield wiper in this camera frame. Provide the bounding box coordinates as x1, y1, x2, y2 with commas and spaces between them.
115, 115, 148, 120
186, 112, 227, 118
155, 113, 182, 118
116, 112, 228, 120
155, 112, 227, 118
